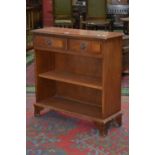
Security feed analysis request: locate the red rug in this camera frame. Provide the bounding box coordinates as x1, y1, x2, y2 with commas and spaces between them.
27, 94, 128, 155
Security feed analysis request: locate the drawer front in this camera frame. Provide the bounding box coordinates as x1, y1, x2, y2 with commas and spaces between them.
68, 39, 101, 54
34, 35, 66, 50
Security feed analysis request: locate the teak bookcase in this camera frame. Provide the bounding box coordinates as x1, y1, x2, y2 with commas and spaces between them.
32, 27, 123, 136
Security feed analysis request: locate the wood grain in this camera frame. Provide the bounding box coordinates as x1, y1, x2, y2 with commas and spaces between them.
33, 27, 123, 136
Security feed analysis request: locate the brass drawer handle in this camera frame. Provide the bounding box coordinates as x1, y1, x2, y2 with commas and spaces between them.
80, 42, 87, 50
45, 38, 52, 46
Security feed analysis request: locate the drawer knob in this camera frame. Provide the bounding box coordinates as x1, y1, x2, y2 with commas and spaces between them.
45, 38, 52, 46
80, 42, 87, 50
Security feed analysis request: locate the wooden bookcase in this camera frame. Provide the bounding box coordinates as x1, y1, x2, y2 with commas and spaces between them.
32, 27, 123, 136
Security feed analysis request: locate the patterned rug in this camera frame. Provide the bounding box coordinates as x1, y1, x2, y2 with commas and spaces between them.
26, 50, 129, 155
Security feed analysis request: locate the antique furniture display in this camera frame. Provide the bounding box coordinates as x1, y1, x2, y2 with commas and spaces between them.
26, 0, 42, 50
121, 17, 129, 34
53, 0, 74, 27
32, 27, 123, 136
72, 0, 86, 28
107, 0, 128, 5
122, 35, 129, 73
81, 0, 111, 30
107, 4, 129, 32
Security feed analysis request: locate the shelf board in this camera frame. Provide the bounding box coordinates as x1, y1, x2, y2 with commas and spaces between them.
39, 71, 102, 90
35, 96, 103, 121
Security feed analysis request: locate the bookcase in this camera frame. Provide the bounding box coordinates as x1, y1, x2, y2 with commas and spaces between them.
32, 27, 123, 136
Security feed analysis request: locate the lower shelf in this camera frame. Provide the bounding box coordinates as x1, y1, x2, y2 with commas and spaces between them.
35, 96, 103, 122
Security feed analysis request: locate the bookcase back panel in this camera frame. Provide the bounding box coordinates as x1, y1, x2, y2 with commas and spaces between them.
35, 50, 55, 74
54, 53, 102, 78
36, 78, 56, 101
56, 81, 102, 107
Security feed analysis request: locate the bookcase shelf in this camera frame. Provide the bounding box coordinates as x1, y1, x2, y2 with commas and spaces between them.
35, 95, 102, 121
39, 70, 102, 90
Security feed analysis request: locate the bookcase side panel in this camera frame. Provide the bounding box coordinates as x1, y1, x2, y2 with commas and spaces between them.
102, 37, 122, 118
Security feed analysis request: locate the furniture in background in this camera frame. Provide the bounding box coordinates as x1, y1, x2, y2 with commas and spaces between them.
53, 0, 74, 27
107, 4, 129, 33
122, 35, 129, 73
26, 0, 42, 51
107, 0, 128, 5
81, 0, 111, 30
32, 27, 123, 136
72, 0, 86, 28
121, 17, 129, 34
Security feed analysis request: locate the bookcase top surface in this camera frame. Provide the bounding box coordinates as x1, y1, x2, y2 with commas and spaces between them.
32, 27, 123, 40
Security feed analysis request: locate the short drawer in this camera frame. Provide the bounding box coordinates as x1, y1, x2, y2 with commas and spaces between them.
68, 39, 101, 55
33, 35, 66, 50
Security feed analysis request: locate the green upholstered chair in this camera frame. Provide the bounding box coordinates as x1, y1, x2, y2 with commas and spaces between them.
53, 0, 74, 28
81, 0, 111, 30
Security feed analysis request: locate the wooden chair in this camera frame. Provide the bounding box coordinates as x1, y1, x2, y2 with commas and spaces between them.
53, 0, 74, 28
81, 0, 111, 30
107, 4, 129, 32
